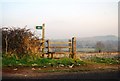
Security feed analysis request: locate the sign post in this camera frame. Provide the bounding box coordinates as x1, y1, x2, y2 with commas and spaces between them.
42, 23, 45, 57
36, 23, 45, 57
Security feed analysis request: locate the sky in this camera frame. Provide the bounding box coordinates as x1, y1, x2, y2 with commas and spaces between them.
0, 0, 119, 39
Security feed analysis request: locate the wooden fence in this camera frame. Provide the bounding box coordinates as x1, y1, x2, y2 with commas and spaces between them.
40, 37, 77, 59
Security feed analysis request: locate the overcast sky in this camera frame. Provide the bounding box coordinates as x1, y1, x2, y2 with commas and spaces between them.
0, 0, 119, 39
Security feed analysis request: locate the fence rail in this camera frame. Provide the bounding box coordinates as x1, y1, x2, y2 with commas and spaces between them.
46, 46, 71, 48
49, 42, 71, 44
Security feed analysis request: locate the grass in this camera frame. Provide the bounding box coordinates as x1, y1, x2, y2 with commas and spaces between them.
2, 54, 120, 73
2, 53, 120, 67
90, 57, 120, 64
2, 54, 86, 67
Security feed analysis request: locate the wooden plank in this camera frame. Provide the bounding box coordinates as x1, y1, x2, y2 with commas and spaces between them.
46, 46, 71, 48
49, 42, 71, 44
56, 52, 70, 54
46, 52, 69, 54
41, 46, 44, 49
40, 40, 45, 43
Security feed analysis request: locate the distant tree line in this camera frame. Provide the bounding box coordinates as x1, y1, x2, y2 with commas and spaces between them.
77, 41, 118, 52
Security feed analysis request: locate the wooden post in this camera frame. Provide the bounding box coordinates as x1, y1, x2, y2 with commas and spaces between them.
47, 40, 50, 58
72, 37, 76, 59
5, 34, 8, 54
51, 53, 53, 59
42, 23, 45, 57
5, 28, 8, 54
42, 23, 45, 40
69, 39, 72, 58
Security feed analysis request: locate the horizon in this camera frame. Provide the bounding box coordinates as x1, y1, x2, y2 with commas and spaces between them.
47, 34, 118, 40
0, 0, 119, 39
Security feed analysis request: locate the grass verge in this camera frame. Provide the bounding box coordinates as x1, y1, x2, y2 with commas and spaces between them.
2, 54, 86, 67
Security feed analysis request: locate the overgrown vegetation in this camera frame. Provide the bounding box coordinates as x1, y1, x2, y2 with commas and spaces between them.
2, 27, 41, 58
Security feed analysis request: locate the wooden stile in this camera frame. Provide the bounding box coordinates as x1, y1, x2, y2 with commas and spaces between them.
45, 37, 76, 59
38, 23, 76, 59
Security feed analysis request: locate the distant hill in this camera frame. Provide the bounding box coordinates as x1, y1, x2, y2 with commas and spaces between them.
77, 35, 118, 42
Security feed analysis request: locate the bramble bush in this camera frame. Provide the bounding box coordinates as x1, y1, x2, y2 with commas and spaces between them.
2, 27, 40, 58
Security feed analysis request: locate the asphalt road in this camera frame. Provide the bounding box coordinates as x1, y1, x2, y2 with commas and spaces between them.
2, 70, 120, 81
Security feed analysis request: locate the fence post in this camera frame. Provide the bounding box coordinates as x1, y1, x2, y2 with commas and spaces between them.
69, 39, 72, 58
47, 39, 50, 58
72, 37, 76, 59
42, 23, 45, 57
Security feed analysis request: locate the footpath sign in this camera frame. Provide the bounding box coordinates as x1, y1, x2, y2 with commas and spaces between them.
36, 26, 42, 29
35, 24, 45, 39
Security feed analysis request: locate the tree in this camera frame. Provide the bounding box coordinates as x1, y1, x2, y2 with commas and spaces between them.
95, 41, 105, 53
